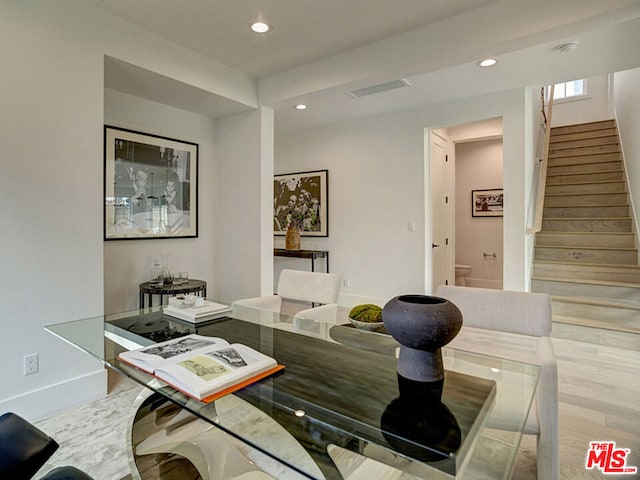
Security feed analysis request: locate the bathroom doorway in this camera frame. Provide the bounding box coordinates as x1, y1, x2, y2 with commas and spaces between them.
429, 117, 504, 291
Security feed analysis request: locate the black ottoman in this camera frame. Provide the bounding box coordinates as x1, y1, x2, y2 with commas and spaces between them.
0, 412, 59, 479
41, 466, 94, 480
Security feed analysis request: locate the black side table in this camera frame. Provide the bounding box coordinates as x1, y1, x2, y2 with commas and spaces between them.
138, 279, 207, 308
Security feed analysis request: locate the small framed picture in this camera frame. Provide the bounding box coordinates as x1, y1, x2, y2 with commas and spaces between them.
274, 170, 328, 236
104, 126, 198, 240
472, 189, 503, 217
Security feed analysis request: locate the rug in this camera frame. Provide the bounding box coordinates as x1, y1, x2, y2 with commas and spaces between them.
33, 384, 141, 480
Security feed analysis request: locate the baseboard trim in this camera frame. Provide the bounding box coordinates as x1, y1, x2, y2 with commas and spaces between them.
0, 369, 107, 422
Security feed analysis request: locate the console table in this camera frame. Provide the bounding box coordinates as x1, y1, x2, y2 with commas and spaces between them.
274, 248, 329, 272
138, 279, 206, 308
45, 306, 539, 480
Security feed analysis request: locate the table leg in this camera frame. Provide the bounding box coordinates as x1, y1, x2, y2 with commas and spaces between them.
139, 291, 144, 309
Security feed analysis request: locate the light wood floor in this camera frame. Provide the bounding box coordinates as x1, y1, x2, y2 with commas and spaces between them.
513, 324, 640, 479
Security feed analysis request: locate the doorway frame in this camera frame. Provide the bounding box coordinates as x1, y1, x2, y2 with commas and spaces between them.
426, 116, 507, 293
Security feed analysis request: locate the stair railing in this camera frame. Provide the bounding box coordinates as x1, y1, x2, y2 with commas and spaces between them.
527, 85, 555, 234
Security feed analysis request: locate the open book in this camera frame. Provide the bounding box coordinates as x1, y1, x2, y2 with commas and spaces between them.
118, 334, 284, 402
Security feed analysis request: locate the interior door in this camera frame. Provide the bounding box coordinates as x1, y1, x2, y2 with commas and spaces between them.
429, 130, 452, 291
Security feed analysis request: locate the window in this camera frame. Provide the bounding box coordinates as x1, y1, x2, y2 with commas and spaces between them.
551, 79, 587, 101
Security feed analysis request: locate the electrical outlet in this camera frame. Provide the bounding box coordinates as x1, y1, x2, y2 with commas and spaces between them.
343, 277, 351, 288
24, 353, 38, 375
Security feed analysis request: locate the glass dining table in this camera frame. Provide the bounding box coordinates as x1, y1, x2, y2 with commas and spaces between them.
45, 303, 539, 480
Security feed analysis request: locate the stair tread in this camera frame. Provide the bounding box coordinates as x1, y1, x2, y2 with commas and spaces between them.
544, 179, 625, 186
544, 204, 628, 207
535, 245, 637, 251
550, 142, 619, 150
548, 150, 620, 155
550, 143, 619, 149
547, 169, 622, 175
548, 154, 621, 162
534, 260, 640, 270
532, 275, 640, 288
542, 216, 632, 220
547, 170, 622, 177
538, 231, 634, 235
551, 119, 615, 129
544, 204, 630, 211
552, 315, 640, 335
551, 295, 640, 310
545, 191, 626, 196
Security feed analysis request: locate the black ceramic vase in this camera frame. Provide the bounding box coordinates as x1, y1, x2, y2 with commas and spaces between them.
382, 295, 463, 383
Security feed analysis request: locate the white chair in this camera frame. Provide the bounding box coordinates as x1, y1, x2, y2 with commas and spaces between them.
436, 285, 559, 480
293, 303, 342, 324
232, 269, 341, 318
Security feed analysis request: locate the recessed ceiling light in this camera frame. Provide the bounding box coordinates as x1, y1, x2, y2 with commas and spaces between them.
251, 21, 270, 33
477, 58, 497, 67
295, 104, 307, 110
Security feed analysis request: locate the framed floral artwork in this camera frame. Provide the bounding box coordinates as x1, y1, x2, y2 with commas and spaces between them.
274, 170, 328, 236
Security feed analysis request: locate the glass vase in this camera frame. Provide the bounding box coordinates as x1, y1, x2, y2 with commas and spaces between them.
160, 253, 173, 285
150, 259, 163, 287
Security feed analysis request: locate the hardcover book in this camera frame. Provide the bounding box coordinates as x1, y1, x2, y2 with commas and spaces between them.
163, 300, 232, 323
118, 334, 284, 402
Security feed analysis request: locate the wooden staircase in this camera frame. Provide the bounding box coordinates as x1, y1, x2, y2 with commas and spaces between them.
531, 119, 640, 334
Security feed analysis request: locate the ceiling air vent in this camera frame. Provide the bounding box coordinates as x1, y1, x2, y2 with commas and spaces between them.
348, 79, 411, 98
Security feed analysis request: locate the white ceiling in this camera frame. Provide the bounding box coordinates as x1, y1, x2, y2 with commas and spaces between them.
90, 0, 640, 132
90, 0, 498, 77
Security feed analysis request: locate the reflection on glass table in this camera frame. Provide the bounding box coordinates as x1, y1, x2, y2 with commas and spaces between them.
46, 303, 539, 480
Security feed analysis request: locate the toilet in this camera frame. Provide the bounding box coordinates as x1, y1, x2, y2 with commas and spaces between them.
455, 264, 472, 286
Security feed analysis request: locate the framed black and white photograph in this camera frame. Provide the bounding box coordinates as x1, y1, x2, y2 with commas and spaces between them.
472, 189, 503, 217
274, 170, 328, 236
104, 126, 198, 240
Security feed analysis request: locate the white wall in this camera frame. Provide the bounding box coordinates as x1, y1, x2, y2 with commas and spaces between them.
613, 68, 640, 244
0, 1, 108, 419
276, 88, 530, 304
215, 108, 275, 303
276, 113, 425, 305
455, 139, 504, 289
551, 75, 611, 127
103, 90, 217, 313
0, 0, 257, 421
448, 117, 503, 142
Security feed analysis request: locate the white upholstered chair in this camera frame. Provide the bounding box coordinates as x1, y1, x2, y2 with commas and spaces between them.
436, 285, 559, 480
232, 269, 341, 318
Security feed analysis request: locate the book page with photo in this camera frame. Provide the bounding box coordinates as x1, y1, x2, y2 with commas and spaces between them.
155, 343, 281, 401
118, 334, 229, 374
